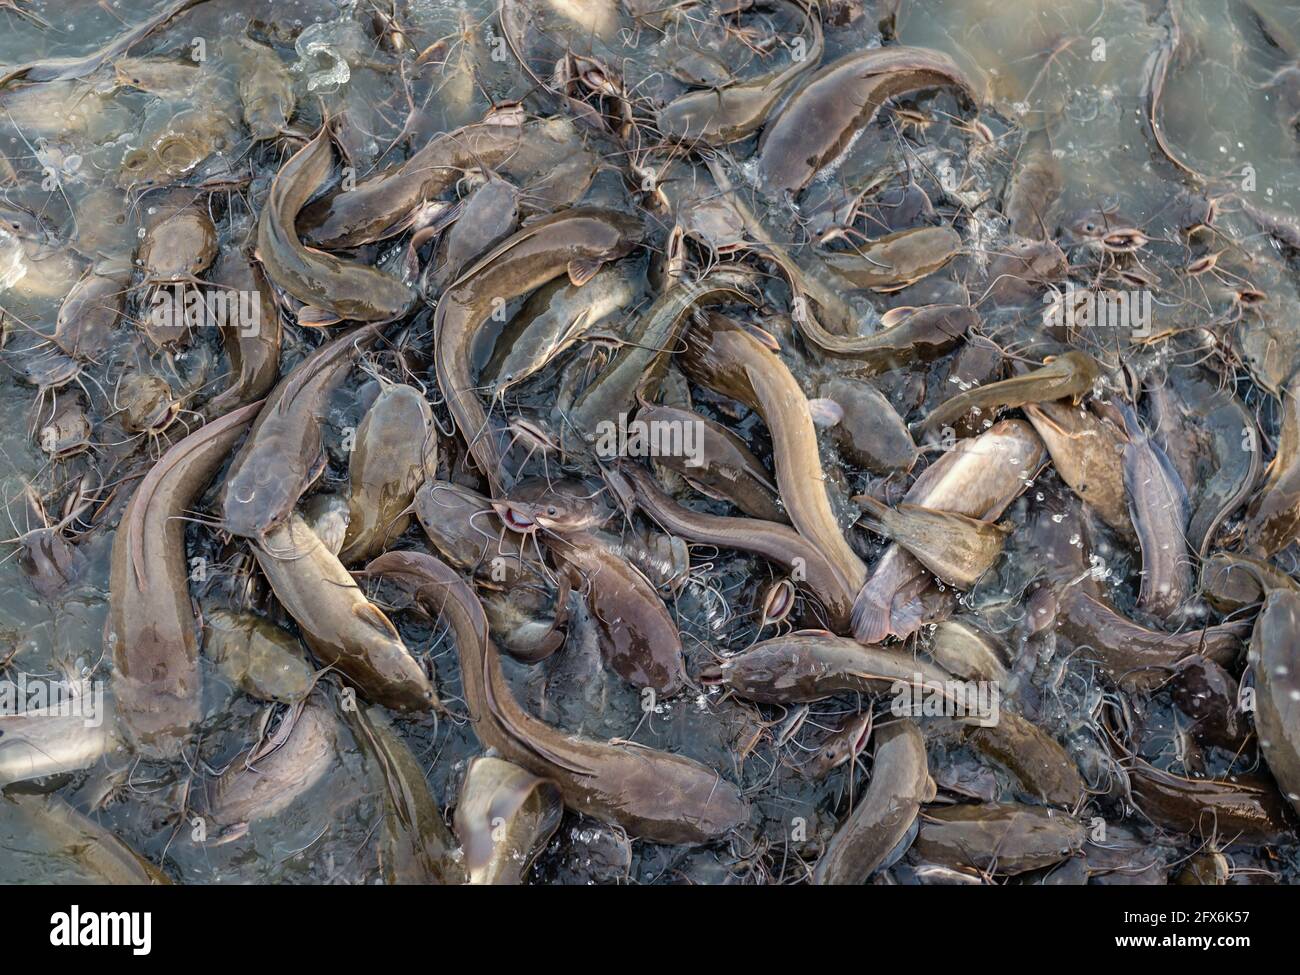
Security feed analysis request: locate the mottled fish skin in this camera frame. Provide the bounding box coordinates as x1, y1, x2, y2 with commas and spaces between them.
1244, 378, 1300, 557
703, 630, 954, 704
756, 46, 978, 195
852, 420, 1046, 644
1054, 587, 1247, 691
547, 530, 687, 695
814, 720, 934, 884
255, 128, 416, 323
363, 551, 749, 845
1022, 401, 1131, 537
1120, 406, 1193, 620
1251, 590, 1300, 815
962, 711, 1084, 809
110, 401, 263, 757
912, 802, 1086, 876
338, 383, 434, 566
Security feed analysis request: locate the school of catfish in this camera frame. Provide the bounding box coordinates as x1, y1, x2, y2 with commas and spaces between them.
1, 0, 1300, 885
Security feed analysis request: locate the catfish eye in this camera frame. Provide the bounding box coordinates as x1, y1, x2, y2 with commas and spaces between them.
547, 506, 557, 516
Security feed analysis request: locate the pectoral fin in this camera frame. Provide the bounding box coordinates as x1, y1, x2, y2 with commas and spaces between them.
354, 601, 402, 641
568, 258, 602, 287
298, 305, 342, 328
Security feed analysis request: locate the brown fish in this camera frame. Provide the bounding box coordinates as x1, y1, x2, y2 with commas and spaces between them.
913, 802, 1085, 875
819, 378, 917, 474
620, 462, 854, 631
657, 0, 823, 146
110, 401, 262, 756
814, 719, 934, 884
962, 711, 1084, 809
757, 46, 978, 195
1250, 590, 1300, 815
434, 208, 641, 495
495, 497, 687, 695
454, 755, 562, 885
1022, 400, 1131, 537
857, 496, 1009, 590
1054, 587, 1246, 689
254, 514, 436, 711
298, 117, 525, 249
1114, 402, 1193, 620
1128, 758, 1291, 845
700, 629, 954, 704
255, 127, 415, 324
349, 705, 463, 884
1243, 377, 1300, 557
633, 403, 784, 521
363, 551, 749, 844
681, 311, 868, 600
820, 226, 961, 292
915, 351, 1101, 436
221, 322, 382, 541
209, 695, 339, 828
852, 420, 1046, 644
338, 382, 434, 565
208, 246, 281, 414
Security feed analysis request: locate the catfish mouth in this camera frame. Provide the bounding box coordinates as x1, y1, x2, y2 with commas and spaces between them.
139, 400, 181, 437
851, 718, 872, 756
222, 484, 264, 538
762, 581, 796, 625
492, 501, 538, 534
821, 717, 872, 772
697, 664, 725, 686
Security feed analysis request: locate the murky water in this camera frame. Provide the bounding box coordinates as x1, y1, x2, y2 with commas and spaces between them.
0, 0, 1297, 884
